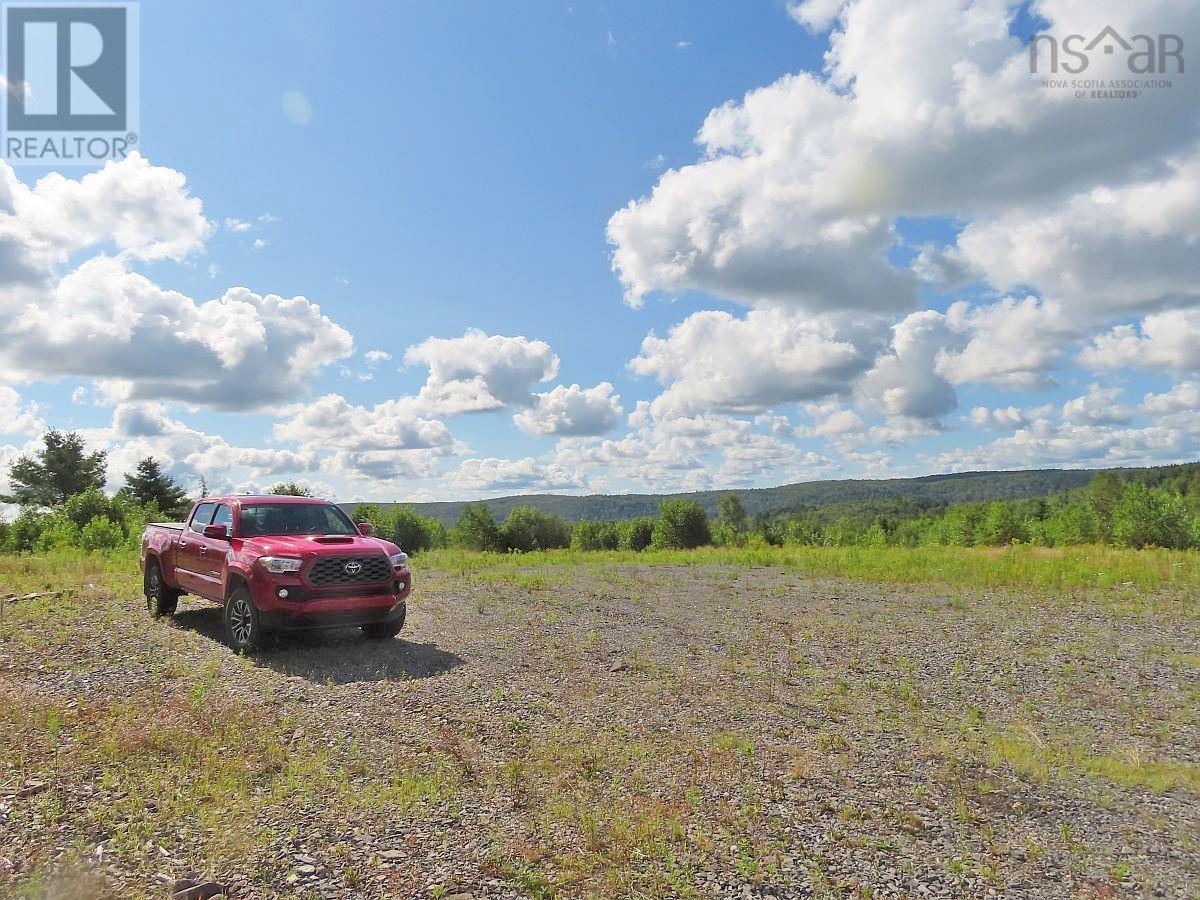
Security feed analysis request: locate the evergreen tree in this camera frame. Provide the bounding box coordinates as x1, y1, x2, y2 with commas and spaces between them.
4, 430, 107, 506
123, 457, 189, 516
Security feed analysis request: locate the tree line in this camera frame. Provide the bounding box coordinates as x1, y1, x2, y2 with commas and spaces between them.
0, 430, 310, 553
4, 429, 1200, 556
353, 466, 1200, 555
351, 497, 716, 553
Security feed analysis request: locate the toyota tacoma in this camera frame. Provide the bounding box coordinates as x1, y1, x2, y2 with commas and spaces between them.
140, 495, 411, 652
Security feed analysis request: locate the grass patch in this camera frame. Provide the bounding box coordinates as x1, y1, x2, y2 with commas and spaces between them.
0, 683, 460, 879
986, 726, 1200, 794
420, 544, 1200, 594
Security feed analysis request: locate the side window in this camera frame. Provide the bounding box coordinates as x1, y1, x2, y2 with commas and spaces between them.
189, 502, 216, 533
210, 504, 233, 533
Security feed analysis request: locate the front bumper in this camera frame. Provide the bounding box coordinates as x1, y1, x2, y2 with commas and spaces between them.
251, 564, 412, 632
259, 598, 406, 632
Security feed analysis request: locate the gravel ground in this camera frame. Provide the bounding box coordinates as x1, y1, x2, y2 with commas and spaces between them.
1, 561, 1197, 899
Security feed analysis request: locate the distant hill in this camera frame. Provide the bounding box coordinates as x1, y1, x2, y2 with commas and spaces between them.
342, 467, 1102, 526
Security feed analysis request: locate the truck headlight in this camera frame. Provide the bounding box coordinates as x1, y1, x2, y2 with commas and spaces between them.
260, 556, 303, 574
389, 551, 408, 568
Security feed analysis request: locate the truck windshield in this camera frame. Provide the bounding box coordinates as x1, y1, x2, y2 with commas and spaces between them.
239, 503, 358, 537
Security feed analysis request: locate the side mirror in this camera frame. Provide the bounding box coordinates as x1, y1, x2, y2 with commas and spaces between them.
357, 522, 374, 536
203, 523, 229, 540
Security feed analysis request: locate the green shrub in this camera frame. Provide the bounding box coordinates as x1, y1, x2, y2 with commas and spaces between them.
822, 517, 863, 547
394, 506, 447, 552
925, 505, 983, 546
1030, 504, 1100, 546
1112, 484, 1189, 549
450, 503, 503, 552
572, 519, 621, 551
63, 487, 124, 531
5, 508, 46, 552
619, 517, 655, 552
892, 518, 931, 547
975, 501, 1025, 545
711, 521, 747, 548
861, 522, 889, 547
782, 520, 820, 546
79, 515, 125, 552
36, 513, 79, 552
354, 503, 448, 553
501, 506, 570, 553
652, 500, 711, 550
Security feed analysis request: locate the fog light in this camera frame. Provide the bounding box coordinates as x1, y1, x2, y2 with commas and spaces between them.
277, 587, 289, 599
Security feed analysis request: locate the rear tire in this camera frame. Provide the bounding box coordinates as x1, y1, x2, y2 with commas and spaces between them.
224, 585, 263, 653
144, 560, 179, 618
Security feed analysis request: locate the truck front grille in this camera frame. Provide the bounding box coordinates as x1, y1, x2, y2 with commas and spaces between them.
308, 555, 392, 587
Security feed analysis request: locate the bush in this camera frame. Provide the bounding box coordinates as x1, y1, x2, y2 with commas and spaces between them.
1112, 484, 1189, 549
119, 500, 162, 550
975, 501, 1024, 546
861, 522, 889, 547
652, 500, 711, 550
822, 517, 863, 547
1030, 504, 1100, 546
891, 518, 931, 547
5, 508, 46, 552
36, 513, 79, 551
711, 521, 746, 548
619, 517, 655, 552
572, 519, 621, 551
925, 505, 983, 546
389, 506, 445, 552
501, 506, 570, 553
79, 515, 125, 552
450, 503, 503, 552
355, 503, 448, 553
782, 520, 820, 546
63, 487, 124, 531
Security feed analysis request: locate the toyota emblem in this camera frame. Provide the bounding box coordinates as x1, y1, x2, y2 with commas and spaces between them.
343, 559, 363, 576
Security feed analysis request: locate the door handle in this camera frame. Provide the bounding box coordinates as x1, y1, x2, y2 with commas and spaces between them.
200, 546, 208, 555
179, 540, 190, 549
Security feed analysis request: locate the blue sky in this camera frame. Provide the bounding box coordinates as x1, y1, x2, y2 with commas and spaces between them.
0, 0, 1197, 502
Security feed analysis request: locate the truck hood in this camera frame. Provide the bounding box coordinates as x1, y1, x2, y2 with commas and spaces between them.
241, 534, 397, 557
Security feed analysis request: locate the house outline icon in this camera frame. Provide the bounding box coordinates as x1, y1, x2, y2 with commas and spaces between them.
1084, 25, 1132, 54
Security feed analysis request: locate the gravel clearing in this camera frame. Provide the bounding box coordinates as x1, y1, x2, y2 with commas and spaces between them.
1, 559, 1197, 899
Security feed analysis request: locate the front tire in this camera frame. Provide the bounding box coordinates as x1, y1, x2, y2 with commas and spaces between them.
224, 585, 263, 653
362, 609, 405, 640
145, 561, 179, 618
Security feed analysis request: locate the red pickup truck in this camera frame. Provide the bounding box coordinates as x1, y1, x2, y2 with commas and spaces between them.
140, 495, 412, 652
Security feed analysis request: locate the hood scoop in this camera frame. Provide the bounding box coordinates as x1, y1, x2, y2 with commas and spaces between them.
308, 535, 356, 544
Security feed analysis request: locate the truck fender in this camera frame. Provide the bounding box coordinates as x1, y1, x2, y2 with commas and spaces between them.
224, 568, 252, 602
